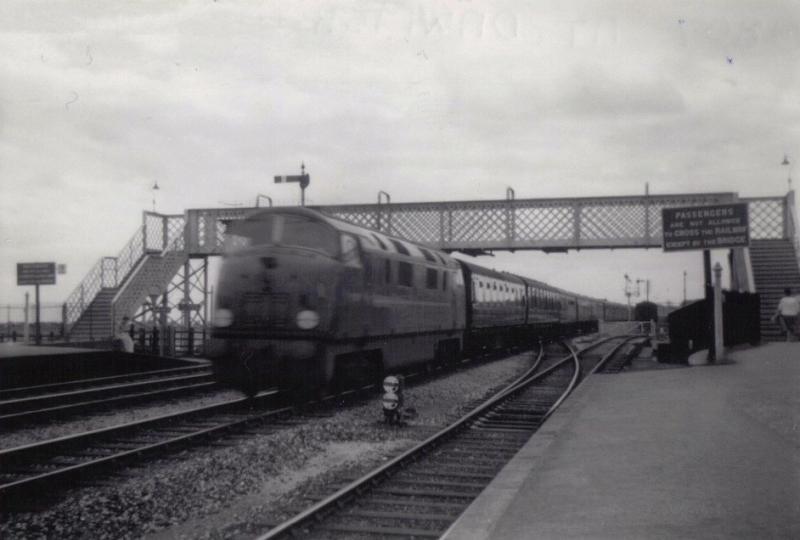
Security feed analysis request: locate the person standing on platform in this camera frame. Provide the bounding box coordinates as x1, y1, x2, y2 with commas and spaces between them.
114, 316, 135, 353
771, 288, 800, 342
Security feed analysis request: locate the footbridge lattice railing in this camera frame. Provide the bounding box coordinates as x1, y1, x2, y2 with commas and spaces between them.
183, 191, 797, 255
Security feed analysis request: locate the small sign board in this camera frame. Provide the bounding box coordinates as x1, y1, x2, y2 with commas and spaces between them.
17, 262, 56, 285
662, 203, 749, 252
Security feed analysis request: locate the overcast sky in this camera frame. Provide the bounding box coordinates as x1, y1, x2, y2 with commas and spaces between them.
1, 1, 798, 313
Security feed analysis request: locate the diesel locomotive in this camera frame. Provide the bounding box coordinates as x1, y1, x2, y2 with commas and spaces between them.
208, 207, 626, 396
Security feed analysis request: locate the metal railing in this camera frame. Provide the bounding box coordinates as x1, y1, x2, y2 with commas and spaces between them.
111, 231, 188, 327
184, 193, 796, 255
63, 212, 185, 332
127, 326, 206, 357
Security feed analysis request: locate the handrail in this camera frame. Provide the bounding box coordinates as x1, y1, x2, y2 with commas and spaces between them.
110, 221, 188, 328
64, 213, 186, 332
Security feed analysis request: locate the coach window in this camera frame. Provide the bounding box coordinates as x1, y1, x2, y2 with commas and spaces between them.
420, 248, 436, 263
390, 239, 410, 256
398, 261, 413, 287
426, 268, 437, 289
442, 271, 448, 290
385, 259, 392, 284
372, 234, 387, 250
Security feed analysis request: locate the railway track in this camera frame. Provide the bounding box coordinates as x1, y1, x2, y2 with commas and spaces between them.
256, 336, 637, 539
0, 366, 219, 428
0, 364, 211, 401
0, 341, 552, 510
0, 390, 288, 509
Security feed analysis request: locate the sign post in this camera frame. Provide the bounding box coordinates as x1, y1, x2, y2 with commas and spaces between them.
662, 203, 749, 363
17, 262, 57, 345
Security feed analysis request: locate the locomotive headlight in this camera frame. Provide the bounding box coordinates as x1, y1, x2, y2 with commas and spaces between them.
296, 310, 320, 329
213, 309, 234, 327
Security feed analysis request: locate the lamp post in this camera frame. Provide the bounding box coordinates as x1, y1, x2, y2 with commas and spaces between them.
624, 274, 633, 321
783, 154, 792, 190
683, 270, 687, 305
712, 262, 724, 362
151, 180, 160, 213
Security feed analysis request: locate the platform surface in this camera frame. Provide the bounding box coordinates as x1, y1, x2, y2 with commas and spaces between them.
442, 343, 800, 540
0, 342, 98, 358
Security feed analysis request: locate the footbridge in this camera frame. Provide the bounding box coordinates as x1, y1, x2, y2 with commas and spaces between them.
63, 190, 799, 345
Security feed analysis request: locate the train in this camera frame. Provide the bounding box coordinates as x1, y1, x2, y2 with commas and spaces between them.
208, 207, 628, 396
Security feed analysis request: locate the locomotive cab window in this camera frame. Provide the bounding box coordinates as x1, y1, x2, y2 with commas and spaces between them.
340, 234, 360, 264
224, 213, 339, 257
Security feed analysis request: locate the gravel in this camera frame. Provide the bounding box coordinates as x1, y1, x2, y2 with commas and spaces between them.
1, 351, 535, 540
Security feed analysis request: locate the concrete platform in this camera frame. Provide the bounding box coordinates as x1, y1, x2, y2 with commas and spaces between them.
0, 342, 97, 358
442, 343, 800, 540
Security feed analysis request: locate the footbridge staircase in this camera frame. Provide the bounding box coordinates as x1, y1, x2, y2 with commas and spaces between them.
64, 191, 799, 345
64, 213, 189, 344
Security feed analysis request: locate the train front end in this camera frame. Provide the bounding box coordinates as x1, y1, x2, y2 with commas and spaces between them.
208, 208, 356, 396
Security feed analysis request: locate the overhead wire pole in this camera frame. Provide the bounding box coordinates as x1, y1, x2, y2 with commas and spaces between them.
274, 163, 310, 207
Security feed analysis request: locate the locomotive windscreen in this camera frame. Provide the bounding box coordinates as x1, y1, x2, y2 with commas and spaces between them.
224, 213, 339, 256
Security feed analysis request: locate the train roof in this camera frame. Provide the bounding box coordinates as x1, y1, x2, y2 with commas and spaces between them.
241, 207, 628, 309
243, 206, 459, 267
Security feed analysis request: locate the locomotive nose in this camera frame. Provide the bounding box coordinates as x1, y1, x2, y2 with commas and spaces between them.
213, 247, 336, 335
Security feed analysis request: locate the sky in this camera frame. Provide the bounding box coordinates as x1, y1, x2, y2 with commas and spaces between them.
1, 1, 799, 315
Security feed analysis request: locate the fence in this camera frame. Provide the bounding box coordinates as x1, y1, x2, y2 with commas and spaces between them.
664, 288, 760, 363
0, 303, 65, 342
126, 326, 207, 357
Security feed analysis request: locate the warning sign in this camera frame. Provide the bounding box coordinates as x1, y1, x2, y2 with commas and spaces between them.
17, 262, 56, 285
662, 203, 749, 252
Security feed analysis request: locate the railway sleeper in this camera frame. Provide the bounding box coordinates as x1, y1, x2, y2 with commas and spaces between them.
484, 411, 545, 420
474, 418, 541, 427
471, 425, 536, 433
327, 512, 454, 529
344, 509, 459, 521
401, 470, 497, 481
364, 497, 467, 511
372, 486, 478, 499
429, 446, 513, 458
320, 523, 443, 538
442, 441, 523, 452
493, 406, 550, 414
457, 433, 529, 444
427, 455, 508, 466
390, 478, 487, 491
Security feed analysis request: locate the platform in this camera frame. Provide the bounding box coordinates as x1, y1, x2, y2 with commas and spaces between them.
0, 343, 200, 388
442, 343, 800, 539
0, 343, 98, 358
